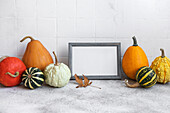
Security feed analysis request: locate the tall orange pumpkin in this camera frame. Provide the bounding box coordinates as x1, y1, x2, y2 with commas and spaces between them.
122, 36, 149, 80
20, 36, 53, 71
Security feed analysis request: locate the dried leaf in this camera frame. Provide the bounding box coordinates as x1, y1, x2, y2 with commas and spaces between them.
76, 86, 80, 88
74, 74, 92, 88
89, 82, 92, 85
74, 74, 83, 87
74, 74, 101, 89
83, 74, 89, 86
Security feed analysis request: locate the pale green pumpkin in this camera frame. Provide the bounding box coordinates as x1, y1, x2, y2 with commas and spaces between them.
44, 52, 71, 87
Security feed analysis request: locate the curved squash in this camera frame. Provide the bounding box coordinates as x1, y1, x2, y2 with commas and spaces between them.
122, 36, 149, 80
20, 36, 53, 71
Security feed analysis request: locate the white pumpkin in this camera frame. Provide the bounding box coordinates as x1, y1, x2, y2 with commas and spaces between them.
44, 52, 71, 87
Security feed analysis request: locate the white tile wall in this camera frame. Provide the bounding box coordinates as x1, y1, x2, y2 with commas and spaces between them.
155, 0, 170, 19
16, 0, 36, 18
95, 0, 116, 19
0, 18, 16, 37
0, 38, 17, 56
0, 0, 170, 66
37, 0, 57, 18
37, 18, 56, 37
76, 18, 95, 37
57, 0, 76, 18
0, 0, 15, 17
77, 0, 95, 18
96, 19, 116, 37
57, 18, 76, 37
16, 18, 37, 37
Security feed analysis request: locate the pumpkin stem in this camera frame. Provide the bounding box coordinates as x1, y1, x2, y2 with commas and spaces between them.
6, 72, 19, 78
125, 79, 140, 88
53, 51, 58, 66
20, 36, 35, 42
132, 36, 138, 46
160, 48, 165, 58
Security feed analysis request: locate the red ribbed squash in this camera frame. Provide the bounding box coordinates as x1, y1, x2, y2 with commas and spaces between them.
0, 57, 26, 87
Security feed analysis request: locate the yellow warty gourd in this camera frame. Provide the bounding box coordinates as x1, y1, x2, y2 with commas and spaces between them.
150, 48, 170, 84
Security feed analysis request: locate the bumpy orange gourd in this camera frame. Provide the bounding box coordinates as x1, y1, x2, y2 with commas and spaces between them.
122, 36, 149, 80
20, 36, 53, 71
150, 49, 170, 84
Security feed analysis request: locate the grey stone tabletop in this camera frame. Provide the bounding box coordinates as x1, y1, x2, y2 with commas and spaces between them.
0, 80, 170, 113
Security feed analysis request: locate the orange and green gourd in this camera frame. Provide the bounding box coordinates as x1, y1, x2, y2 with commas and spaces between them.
125, 66, 157, 88
150, 48, 170, 84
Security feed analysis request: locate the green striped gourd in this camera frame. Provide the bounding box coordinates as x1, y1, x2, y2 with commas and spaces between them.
22, 67, 44, 89
125, 66, 157, 88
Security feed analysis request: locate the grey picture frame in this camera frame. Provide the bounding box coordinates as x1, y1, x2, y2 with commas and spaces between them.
68, 42, 121, 80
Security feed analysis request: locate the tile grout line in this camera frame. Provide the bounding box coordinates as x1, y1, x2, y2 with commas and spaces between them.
14, 0, 19, 57
56, 0, 60, 58
35, 0, 38, 38
56, 0, 59, 57
94, 0, 97, 42
75, 0, 78, 41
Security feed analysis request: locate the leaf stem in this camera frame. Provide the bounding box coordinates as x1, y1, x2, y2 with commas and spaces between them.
90, 85, 101, 89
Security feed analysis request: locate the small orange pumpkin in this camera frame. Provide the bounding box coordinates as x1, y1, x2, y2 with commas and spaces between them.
122, 36, 149, 80
20, 36, 53, 71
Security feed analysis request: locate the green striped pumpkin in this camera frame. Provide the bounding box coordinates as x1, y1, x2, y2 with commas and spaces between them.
136, 66, 157, 88
22, 67, 44, 89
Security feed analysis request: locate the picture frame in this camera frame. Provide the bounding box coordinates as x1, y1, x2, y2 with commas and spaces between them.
68, 43, 121, 80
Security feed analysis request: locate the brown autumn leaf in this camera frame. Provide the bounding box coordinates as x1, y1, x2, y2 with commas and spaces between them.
74, 74, 83, 87
83, 74, 92, 87
74, 74, 92, 88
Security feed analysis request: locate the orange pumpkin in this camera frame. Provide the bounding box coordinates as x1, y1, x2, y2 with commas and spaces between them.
122, 36, 149, 80
20, 36, 53, 71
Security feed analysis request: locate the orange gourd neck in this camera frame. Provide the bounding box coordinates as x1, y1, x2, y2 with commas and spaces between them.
132, 36, 138, 46
20, 36, 54, 71
160, 48, 165, 58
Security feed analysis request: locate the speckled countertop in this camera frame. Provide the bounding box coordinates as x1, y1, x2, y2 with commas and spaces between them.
0, 80, 170, 113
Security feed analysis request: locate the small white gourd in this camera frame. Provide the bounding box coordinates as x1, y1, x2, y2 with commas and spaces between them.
44, 51, 71, 87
